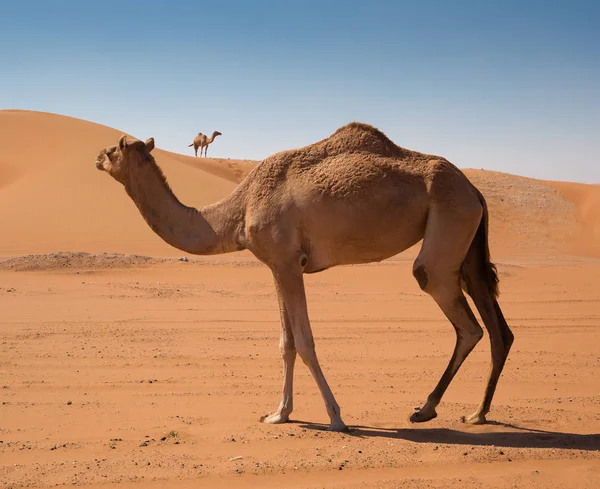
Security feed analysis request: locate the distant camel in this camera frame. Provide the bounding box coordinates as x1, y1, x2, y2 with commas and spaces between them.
188, 131, 222, 157
96, 122, 513, 431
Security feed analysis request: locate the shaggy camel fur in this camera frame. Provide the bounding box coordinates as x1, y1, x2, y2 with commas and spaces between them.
188, 130, 222, 157
96, 123, 514, 432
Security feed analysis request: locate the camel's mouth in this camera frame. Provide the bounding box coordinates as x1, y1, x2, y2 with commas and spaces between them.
95, 153, 107, 171
95, 146, 116, 171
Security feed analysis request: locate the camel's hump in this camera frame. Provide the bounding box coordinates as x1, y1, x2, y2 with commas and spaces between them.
248, 122, 430, 197
257, 121, 419, 181
331, 122, 390, 139
315, 122, 405, 159
267, 122, 406, 165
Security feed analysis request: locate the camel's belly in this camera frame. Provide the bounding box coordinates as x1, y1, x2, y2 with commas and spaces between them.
303, 230, 424, 273
301, 199, 428, 273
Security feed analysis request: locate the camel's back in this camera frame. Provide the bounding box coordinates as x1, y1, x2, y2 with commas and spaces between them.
245, 122, 462, 201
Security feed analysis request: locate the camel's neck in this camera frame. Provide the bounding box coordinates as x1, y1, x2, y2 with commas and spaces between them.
124, 158, 245, 255
208, 133, 218, 144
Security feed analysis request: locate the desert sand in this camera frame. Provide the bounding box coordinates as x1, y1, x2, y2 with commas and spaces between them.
1, 110, 598, 488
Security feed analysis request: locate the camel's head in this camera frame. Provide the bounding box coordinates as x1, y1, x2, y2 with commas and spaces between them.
213, 131, 222, 138
95, 135, 155, 184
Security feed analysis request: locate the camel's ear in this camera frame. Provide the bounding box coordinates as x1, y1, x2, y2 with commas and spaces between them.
145, 138, 155, 153
118, 135, 128, 151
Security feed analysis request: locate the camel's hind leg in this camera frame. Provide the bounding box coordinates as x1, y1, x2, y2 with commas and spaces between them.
410, 204, 484, 423
461, 252, 514, 424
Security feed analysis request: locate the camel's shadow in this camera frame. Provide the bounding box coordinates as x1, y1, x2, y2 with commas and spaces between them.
292, 420, 600, 451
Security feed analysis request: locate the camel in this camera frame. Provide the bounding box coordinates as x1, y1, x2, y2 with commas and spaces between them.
95, 123, 514, 432
188, 130, 222, 157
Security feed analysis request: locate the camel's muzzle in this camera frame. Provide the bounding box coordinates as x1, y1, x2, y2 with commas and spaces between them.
95, 151, 109, 171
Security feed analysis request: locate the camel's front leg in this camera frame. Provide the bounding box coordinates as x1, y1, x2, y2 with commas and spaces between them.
271, 266, 348, 432
261, 287, 296, 424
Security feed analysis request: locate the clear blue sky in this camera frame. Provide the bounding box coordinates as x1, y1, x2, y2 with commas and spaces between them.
1, 0, 598, 183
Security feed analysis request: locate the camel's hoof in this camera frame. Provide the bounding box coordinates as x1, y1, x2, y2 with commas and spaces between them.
328, 419, 349, 432
461, 413, 487, 425
410, 408, 438, 423
260, 412, 289, 424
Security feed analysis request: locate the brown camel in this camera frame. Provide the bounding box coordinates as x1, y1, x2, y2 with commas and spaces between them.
188, 130, 222, 157
96, 123, 514, 432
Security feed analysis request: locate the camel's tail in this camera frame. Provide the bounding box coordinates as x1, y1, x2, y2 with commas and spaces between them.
188, 143, 193, 147
461, 188, 499, 299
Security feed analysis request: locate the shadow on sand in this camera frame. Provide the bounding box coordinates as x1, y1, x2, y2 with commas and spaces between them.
292, 420, 600, 451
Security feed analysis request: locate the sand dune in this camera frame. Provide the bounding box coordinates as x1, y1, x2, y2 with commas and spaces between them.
166, 150, 257, 185
464, 169, 599, 257
1, 110, 598, 259
546, 179, 600, 256
0, 111, 240, 257
1, 110, 599, 488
